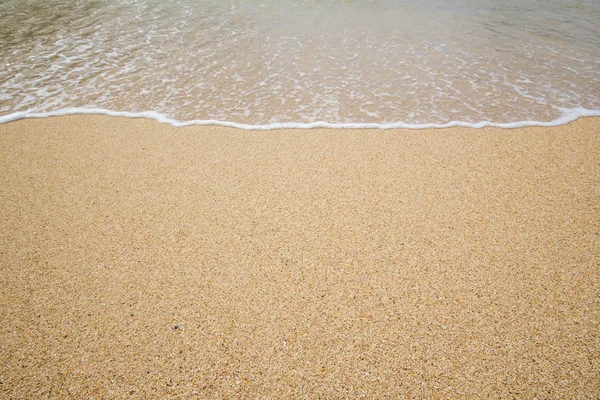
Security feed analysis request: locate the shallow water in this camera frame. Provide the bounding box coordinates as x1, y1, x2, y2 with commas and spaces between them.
1, 0, 599, 127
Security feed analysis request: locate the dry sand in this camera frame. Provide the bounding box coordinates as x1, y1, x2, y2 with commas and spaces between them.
0, 115, 599, 398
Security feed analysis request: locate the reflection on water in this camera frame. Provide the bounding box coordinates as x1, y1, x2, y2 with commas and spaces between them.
0, 0, 599, 124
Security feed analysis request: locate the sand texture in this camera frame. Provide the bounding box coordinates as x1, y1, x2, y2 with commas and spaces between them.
1, 116, 599, 398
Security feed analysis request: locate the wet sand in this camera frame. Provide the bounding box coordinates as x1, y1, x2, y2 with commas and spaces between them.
1, 116, 599, 398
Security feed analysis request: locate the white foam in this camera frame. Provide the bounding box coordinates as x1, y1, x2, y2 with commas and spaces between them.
1, 107, 599, 130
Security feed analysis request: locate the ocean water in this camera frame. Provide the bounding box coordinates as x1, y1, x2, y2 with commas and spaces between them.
1, 0, 599, 128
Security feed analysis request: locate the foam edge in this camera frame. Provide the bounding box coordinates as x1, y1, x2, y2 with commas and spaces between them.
1, 107, 599, 130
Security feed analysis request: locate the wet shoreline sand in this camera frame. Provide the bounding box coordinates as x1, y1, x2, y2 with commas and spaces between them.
1, 116, 599, 397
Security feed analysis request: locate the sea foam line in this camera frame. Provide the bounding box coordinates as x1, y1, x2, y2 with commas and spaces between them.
1, 107, 599, 130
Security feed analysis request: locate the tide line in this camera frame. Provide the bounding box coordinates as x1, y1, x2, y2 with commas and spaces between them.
1, 107, 599, 130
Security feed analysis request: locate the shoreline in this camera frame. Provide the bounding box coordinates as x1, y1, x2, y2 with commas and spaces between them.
1, 106, 600, 129
1, 115, 599, 398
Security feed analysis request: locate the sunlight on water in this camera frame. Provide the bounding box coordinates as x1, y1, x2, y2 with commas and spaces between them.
1, 0, 599, 125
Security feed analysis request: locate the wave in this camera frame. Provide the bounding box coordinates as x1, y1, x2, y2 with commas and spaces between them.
1, 107, 599, 130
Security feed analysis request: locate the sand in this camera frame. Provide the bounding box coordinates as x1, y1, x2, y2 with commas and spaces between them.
0, 115, 599, 398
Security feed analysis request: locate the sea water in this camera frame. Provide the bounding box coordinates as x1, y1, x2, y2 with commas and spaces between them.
1, 0, 599, 128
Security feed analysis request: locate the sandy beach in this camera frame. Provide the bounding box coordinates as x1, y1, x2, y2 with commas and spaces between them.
1, 115, 599, 398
